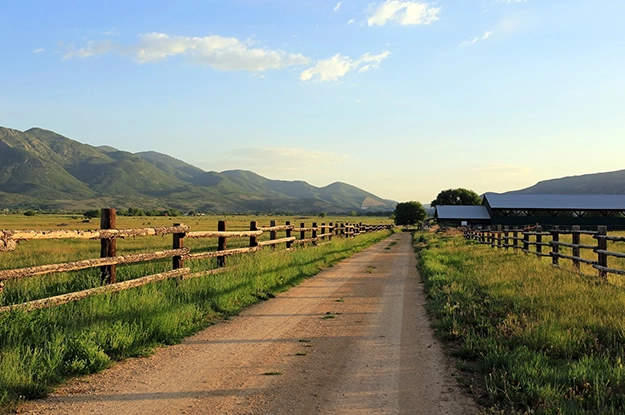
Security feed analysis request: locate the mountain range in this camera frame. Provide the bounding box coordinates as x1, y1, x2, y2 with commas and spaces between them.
0, 126, 396, 214
508, 170, 625, 195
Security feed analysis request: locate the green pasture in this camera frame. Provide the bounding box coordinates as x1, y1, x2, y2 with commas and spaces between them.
418, 232, 625, 414
0, 219, 393, 412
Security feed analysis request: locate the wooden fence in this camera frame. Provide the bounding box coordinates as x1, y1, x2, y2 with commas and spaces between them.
0, 209, 393, 313
464, 225, 625, 280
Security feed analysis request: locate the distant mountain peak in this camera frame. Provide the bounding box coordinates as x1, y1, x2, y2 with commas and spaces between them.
0, 126, 396, 213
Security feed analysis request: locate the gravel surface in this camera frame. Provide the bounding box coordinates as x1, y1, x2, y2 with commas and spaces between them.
18, 233, 478, 414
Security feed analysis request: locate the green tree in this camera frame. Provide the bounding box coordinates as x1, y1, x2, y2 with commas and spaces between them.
430, 188, 481, 208
393, 201, 427, 226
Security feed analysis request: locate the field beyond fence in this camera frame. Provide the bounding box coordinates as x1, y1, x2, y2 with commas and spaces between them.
464, 225, 625, 284
0, 209, 393, 313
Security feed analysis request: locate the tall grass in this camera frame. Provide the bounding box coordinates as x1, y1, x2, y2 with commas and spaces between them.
417, 233, 625, 414
0, 229, 391, 412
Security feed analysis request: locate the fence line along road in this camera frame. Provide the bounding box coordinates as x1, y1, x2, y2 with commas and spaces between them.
464, 225, 625, 280
0, 208, 393, 313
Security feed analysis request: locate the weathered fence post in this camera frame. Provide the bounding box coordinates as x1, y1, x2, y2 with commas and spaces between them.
513, 229, 519, 250
536, 226, 543, 256
504, 226, 509, 250
551, 226, 559, 267
523, 229, 529, 253
300, 222, 306, 245
312, 222, 317, 245
217, 220, 226, 267
320, 223, 326, 242
173, 222, 185, 270
328, 222, 333, 242
100, 208, 117, 284
270, 220, 277, 250
250, 221, 259, 248
497, 225, 503, 249
572, 225, 581, 271
597, 226, 608, 280
285, 221, 293, 249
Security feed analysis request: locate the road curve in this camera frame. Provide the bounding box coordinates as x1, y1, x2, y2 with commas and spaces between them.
19, 232, 477, 415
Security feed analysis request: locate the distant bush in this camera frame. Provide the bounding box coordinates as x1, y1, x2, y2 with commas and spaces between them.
23, 210, 37, 217
83, 209, 101, 219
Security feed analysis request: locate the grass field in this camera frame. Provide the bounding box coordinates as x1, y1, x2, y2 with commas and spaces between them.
417, 232, 625, 414
0, 213, 393, 412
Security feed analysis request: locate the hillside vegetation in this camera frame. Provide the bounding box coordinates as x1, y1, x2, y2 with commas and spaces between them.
0, 126, 395, 214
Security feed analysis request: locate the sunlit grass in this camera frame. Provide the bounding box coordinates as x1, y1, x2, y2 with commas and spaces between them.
418, 232, 625, 414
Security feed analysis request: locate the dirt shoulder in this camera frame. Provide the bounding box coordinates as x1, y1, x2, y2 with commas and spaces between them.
18, 233, 477, 415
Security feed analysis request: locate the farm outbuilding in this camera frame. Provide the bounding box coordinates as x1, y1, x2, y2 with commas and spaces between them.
434, 205, 491, 227
482, 193, 625, 229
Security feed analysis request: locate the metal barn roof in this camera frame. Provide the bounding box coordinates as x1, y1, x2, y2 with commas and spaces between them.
483, 193, 625, 210
435, 205, 491, 220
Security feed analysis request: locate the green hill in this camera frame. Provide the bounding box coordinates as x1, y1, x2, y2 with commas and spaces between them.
0, 126, 396, 213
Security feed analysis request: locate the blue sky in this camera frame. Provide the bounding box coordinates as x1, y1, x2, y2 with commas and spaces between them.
2, 0, 624, 204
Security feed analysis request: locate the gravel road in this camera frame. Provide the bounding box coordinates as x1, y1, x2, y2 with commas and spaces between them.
18, 232, 477, 414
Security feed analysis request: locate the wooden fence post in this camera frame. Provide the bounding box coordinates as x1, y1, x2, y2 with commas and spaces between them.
173, 222, 185, 270
497, 225, 502, 249
217, 220, 226, 267
312, 222, 318, 245
551, 226, 559, 267
100, 208, 117, 284
329, 222, 333, 242
250, 221, 258, 248
300, 222, 306, 245
270, 220, 277, 250
536, 226, 543, 256
572, 225, 581, 271
597, 226, 608, 280
285, 221, 293, 249
504, 226, 509, 250
320, 223, 326, 241
513, 229, 519, 250
523, 229, 529, 253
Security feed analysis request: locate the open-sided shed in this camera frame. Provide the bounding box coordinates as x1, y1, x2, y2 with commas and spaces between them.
483, 193, 625, 229
435, 205, 491, 227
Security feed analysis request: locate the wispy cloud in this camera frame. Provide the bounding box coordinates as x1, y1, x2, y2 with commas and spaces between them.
460, 31, 493, 47
366, 1, 440, 26
63, 33, 311, 72
300, 51, 390, 82
347, 18, 356, 25
33, 48, 45, 54
334, 2, 342, 12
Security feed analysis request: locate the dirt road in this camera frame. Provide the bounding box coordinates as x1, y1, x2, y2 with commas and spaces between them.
19, 233, 477, 414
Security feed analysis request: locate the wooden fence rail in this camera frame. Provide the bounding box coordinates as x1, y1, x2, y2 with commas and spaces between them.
464, 225, 625, 280
0, 209, 393, 313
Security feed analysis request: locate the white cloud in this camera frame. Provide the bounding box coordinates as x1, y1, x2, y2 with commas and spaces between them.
347, 18, 356, 25
63, 33, 311, 72
33, 48, 45, 53
300, 51, 390, 82
334, 2, 341, 12
366, 1, 440, 26
460, 30, 493, 47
